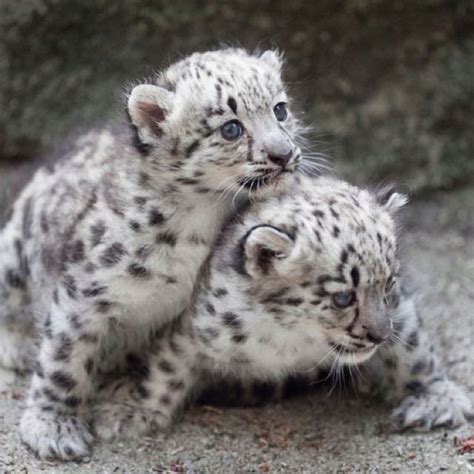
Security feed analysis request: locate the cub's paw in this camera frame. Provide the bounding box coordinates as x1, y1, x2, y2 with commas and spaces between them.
20, 407, 94, 460
392, 379, 473, 430
93, 401, 169, 440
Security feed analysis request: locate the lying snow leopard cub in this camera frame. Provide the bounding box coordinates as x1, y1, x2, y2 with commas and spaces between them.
0, 48, 303, 460
94, 175, 472, 440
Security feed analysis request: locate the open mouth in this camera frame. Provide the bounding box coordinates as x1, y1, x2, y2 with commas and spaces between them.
239, 168, 291, 189
329, 342, 377, 356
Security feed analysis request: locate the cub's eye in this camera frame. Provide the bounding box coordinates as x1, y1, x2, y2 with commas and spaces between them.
332, 291, 355, 309
273, 102, 288, 122
220, 120, 244, 140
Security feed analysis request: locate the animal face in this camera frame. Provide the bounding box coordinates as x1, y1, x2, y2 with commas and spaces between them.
127, 48, 303, 198
231, 176, 407, 366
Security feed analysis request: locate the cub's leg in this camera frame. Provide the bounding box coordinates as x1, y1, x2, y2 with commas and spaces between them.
20, 294, 111, 460
0, 221, 35, 372
94, 322, 197, 440
360, 297, 473, 429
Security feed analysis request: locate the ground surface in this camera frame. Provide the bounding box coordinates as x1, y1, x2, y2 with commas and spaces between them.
0, 183, 473, 472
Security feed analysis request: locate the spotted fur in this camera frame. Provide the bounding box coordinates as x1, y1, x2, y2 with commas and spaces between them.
0, 48, 304, 460
93, 175, 472, 443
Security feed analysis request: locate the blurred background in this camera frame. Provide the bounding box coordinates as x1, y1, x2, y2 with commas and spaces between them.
0, 0, 473, 200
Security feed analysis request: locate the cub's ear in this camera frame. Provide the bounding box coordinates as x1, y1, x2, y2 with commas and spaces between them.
127, 84, 175, 143
375, 186, 409, 213
243, 225, 294, 278
259, 50, 283, 72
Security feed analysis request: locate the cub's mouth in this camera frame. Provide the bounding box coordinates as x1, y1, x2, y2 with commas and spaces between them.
239, 168, 293, 189
329, 341, 378, 364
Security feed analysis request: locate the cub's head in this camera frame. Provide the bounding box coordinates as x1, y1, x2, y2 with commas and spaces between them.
127, 48, 303, 198
227, 176, 408, 366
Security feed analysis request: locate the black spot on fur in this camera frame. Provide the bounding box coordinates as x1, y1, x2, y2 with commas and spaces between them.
330, 207, 339, 220
34, 361, 44, 378
63, 274, 77, 299
377, 232, 383, 246
411, 359, 427, 375
129, 220, 141, 232
350, 267, 360, 287
160, 394, 171, 405
227, 96, 238, 114
407, 331, 419, 351
332, 225, 340, 238
50, 370, 76, 391
185, 140, 200, 158
54, 333, 73, 361
127, 262, 152, 279
43, 387, 60, 402
84, 358, 94, 374
206, 303, 216, 315
69, 240, 85, 263
149, 208, 165, 226
79, 332, 100, 343
232, 333, 248, 343
100, 243, 126, 267
82, 282, 107, 298
5, 269, 25, 289
90, 220, 107, 247
64, 396, 81, 407
68, 313, 82, 330
285, 297, 303, 306
95, 300, 111, 313
156, 232, 177, 247
134, 196, 147, 210
405, 380, 424, 393
158, 359, 175, 374
137, 385, 150, 399
222, 312, 241, 328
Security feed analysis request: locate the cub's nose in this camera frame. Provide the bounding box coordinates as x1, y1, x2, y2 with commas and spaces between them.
267, 151, 292, 168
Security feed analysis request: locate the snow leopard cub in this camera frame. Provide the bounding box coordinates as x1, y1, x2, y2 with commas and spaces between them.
0, 48, 303, 460
94, 175, 472, 441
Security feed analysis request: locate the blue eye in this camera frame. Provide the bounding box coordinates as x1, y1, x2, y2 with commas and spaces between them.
332, 291, 355, 309
220, 120, 243, 140
273, 102, 288, 122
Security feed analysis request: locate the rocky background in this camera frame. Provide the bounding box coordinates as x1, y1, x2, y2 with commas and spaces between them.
1, 0, 473, 194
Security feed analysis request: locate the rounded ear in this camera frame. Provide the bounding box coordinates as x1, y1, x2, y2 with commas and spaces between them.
375, 186, 409, 213
244, 225, 294, 278
259, 50, 283, 72
127, 84, 175, 143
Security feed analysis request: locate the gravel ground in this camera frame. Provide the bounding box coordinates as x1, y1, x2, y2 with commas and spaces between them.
0, 186, 473, 473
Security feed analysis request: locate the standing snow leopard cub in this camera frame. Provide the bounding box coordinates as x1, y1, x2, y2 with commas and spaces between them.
94, 175, 472, 440
0, 48, 304, 460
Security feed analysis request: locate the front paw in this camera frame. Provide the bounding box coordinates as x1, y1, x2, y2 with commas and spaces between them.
93, 401, 169, 440
392, 379, 473, 430
20, 407, 94, 460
